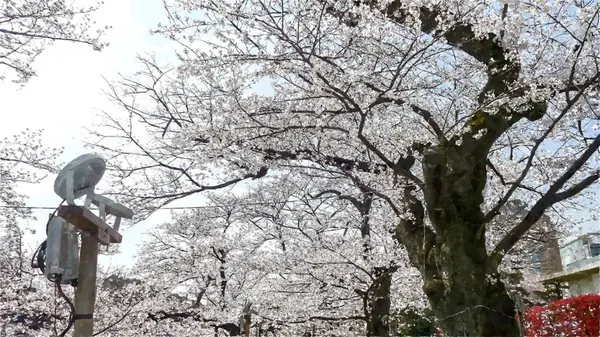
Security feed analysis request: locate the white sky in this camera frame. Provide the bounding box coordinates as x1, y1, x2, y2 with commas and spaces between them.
0, 0, 178, 269
0, 0, 597, 270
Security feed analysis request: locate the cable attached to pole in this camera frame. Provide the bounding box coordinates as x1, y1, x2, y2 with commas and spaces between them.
55, 275, 76, 337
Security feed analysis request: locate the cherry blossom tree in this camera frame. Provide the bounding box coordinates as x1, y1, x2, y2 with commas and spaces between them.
0, 0, 107, 83
1, 129, 62, 273
0, 129, 64, 335
91, 0, 600, 335
0, 261, 153, 337
131, 177, 425, 336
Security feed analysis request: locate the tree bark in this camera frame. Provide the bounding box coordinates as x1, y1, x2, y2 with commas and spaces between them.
425, 229, 519, 336
366, 267, 392, 337
401, 142, 521, 336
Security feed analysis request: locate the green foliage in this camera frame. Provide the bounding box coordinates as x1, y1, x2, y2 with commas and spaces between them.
537, 281, 568, 302
394, 307, 438, 337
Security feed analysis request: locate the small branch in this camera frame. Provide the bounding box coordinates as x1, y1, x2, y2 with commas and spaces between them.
486, 159, 543, 196
484, 72, 600, 224
356, 112, 424, 187
308, 189, 362, 210
0, 28, 100, 49
93, 299, 144, 336
552, 173, 600, 202
361, 84, 446, 142
260, 147, 388, 174
488, 134, 600, 271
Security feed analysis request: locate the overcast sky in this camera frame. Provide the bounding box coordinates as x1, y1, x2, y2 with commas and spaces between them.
0, 0, 180, 270
1, 0, 597, 271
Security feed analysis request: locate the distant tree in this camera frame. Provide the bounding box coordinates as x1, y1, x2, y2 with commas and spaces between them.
0, 131, 64, 334
132, 179, 425, 336
0, 129, 62, 277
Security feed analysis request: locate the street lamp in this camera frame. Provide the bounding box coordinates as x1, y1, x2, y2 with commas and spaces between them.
44, 153, 133, 337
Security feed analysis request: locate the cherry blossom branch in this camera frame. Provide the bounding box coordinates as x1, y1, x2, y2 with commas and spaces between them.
287, 315, 366, 323
0, 1, 106, 83
261, 148, 388, 174
483, 71, 600, 224
326, 1, 519, 103
486, 159, 544, 197
0, 311, 61, 331
356, 111, 424, 186
390, 6, 519, 103
489, 133, 600, 271
0, 28, 100, 48
360, 81, 446, 142
0, 155, 56, 173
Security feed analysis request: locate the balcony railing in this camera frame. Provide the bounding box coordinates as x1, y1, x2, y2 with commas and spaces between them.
560, 233, 600, 271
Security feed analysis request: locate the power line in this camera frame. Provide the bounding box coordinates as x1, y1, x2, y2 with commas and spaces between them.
0, 205, 212, 210
0, 205, 65, 210
0, 194, 374, 211
0, 204, 293, 211
0, 188, 403, 212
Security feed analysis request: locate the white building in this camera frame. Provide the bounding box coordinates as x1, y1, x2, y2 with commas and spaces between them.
539, 233, 600, 297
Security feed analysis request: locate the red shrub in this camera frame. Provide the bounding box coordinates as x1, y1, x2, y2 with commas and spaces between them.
524, 293, 600, 337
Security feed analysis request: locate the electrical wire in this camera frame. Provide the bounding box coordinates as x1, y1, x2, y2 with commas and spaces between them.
30, 239, 46, 273
46, 198, 66, 234
55, 276, 76, 337
0, 191, 385, 211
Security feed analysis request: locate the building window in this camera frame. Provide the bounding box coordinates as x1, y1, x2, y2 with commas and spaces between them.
590, 243, 600, 257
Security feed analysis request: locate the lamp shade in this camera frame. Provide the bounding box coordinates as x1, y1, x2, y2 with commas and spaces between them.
54, 154, 106, 200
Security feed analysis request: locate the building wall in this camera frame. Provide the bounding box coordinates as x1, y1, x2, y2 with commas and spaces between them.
561, 239, 588, 268
568, 272, 600, 296
560, 233, 600, 270
540, 238, 563, 274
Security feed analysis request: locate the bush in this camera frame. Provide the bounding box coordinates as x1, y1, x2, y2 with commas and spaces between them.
524, 293, 600, 336
394, 307, 438, 337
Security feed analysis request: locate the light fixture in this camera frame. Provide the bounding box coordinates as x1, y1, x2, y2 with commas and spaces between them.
54, 154, 106, 205
85, 192, 133, 231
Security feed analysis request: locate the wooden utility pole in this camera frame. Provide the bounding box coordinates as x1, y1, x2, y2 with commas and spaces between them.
58, 206, 122, 337
72, 234, 99, 336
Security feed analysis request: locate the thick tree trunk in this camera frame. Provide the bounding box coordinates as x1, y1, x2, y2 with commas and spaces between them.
428, 277, 519, 336
366, 267, 392, 337
424, 229, 520, 336
398, 143, 522, 336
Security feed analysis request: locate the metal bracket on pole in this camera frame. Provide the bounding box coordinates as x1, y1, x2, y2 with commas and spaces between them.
58, 206, 122, 245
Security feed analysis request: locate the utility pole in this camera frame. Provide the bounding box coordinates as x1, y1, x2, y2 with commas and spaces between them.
72, 234, 99, 336
58, 205, 123, 337
45, 153, 133, 337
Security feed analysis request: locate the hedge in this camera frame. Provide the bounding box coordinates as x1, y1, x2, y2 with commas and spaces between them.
524, 293, 600, 337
